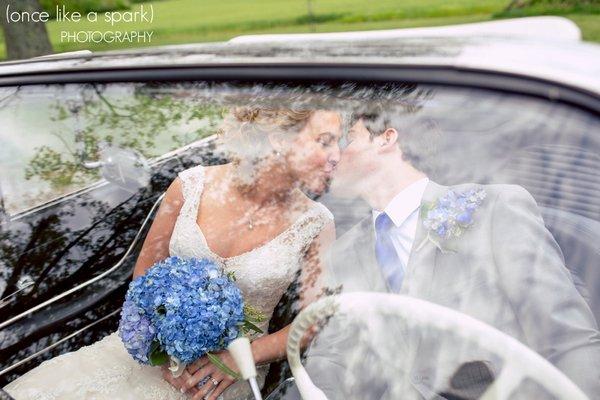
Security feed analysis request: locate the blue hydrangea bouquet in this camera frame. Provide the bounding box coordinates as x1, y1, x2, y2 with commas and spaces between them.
117, 256, 264, 377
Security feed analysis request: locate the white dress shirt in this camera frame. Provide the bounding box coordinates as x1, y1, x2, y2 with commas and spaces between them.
372, 178, 429, 269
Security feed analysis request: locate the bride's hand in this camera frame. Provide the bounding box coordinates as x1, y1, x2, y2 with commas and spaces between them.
161, 365, 200, 396
181, 350, 239, 400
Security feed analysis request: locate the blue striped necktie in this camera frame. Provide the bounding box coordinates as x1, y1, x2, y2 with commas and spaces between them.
375, 212, 404, 292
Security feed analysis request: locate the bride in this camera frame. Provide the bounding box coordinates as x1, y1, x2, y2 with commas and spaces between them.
4, 106, 342, 400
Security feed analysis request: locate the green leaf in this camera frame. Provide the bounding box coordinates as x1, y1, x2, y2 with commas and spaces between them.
420, 201, 434, 218
226, 271, 237, 282
207, 353, 241, 380
149, 339, 160, 353
242, 320, 263, 335
148, 340, 169, 366
243, 305, 266, 323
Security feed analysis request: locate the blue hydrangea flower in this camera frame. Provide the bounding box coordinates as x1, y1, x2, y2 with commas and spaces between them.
119, 256, 245, 365
118, 298, 156, 364
422, 187, 486, 246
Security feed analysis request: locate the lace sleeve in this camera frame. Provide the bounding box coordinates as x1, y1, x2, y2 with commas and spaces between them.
293, 203, 334, 253
293, 204, 335, 306
176, 165, 205, 217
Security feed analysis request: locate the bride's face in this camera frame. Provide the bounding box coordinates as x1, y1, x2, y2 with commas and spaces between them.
283, 110, 342, 195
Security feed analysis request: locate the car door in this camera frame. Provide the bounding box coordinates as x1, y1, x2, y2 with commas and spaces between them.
0, 80, 224, 385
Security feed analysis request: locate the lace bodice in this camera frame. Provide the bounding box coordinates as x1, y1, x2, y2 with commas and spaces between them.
170, 165, 332, 335
4, 164, 332, 400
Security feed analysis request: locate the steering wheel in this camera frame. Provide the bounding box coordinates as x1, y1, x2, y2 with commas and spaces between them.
286, 292, 589, 400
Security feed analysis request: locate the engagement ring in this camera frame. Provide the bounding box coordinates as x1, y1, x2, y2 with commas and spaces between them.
211, 377, 219, 386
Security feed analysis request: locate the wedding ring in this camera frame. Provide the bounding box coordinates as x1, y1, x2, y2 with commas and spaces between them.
196, 376, 210, 388
211, 377, 219, 386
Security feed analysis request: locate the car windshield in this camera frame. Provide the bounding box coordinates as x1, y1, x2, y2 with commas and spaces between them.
0, 81, 599, 399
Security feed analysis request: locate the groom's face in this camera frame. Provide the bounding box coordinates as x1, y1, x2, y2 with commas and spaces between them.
330, 118, 381, 197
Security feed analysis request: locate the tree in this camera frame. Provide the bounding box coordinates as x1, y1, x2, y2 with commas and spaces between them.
504, 0, 597, 11
0, 0, 53, 60
25, 83, 222, 192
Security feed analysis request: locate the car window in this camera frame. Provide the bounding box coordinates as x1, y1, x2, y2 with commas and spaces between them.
1, 81, 598, 399
310, 85, 600, 400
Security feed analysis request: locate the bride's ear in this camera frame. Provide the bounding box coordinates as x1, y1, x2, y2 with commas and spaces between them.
267, 131, 287, 155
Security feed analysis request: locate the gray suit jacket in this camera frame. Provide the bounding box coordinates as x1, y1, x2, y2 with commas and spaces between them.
306, 182, 600, 399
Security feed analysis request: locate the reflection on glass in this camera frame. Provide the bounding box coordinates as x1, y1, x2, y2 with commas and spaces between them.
0, 82, 598, 400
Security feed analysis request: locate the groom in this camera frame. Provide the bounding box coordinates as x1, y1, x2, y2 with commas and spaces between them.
307, 109, 600, 399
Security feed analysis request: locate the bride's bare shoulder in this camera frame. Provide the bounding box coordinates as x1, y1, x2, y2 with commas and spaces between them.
200, 163, 238, 193
201, 163, 231, 180
161, 176, 184, 210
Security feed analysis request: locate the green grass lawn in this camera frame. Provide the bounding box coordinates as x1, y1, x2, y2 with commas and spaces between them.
1, 0, 599, 58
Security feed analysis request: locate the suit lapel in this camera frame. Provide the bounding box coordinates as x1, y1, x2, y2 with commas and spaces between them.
402, 181, 448, 300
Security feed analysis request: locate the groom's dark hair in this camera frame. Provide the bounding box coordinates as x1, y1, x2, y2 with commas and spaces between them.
348, 105, 441, 176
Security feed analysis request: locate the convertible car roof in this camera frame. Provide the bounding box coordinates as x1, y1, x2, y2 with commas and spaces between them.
0, 17, 599, 94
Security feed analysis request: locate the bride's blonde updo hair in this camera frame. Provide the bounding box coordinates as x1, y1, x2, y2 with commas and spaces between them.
218, 106, 315, 174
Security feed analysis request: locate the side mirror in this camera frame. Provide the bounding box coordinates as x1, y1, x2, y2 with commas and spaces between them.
82, 145, 151, 193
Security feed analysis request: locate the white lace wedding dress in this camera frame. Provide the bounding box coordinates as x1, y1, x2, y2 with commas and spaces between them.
4, 165, 333, 400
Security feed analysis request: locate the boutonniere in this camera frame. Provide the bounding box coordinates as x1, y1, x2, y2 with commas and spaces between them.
415, 187, 486, 253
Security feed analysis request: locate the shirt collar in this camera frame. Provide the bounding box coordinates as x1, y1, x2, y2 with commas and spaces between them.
372, 178, 430, 227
